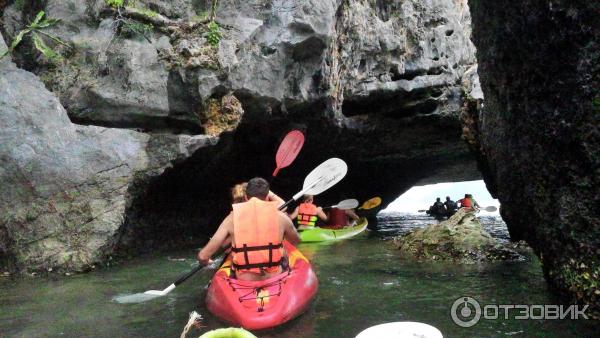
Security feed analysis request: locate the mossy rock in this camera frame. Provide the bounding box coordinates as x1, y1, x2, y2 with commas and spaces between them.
394, 209, 522, 263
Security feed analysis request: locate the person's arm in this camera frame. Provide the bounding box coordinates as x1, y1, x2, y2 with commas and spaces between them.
316, 207, 328, 222
473, 199, 481, 208
345, 209, 360, 221
267, 190, 285, 209
289, 206, 299, 220
281, 212, 300, 245
197, 214, 233, 265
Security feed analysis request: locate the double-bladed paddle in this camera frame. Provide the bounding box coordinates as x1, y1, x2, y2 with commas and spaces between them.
122, 158, 348, 302
280, 158, 348, 210
324, 199, 359, 210
272, 130, 304, 177
359, 197, 382, 210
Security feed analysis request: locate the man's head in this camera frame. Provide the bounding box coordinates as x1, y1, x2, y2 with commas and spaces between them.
436, 197, 441, 202
464, 194, 469, 198
302, 195, 314, 203
446, 196, 451, 201
246, 177, 270, 200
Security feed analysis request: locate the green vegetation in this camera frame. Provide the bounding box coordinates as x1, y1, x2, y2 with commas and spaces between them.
122, 21, 154, 40
139, 8, 158, 18
206, 21, 221, 46
0, 11, 70, 61
105, 0, 124, 8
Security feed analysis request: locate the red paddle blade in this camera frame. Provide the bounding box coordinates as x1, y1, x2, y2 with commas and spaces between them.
273, 130, 305, 176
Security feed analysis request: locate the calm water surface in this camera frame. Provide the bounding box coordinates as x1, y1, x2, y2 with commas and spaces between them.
1, 213, 597, 337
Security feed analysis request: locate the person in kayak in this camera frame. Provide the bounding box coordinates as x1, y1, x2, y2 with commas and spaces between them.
231, 182, 285, 207
289, 195, 328, 229
444, 196, 458, 217
427, 197, 447, 217
327, 207, 360, 229
197, 177, 300, 281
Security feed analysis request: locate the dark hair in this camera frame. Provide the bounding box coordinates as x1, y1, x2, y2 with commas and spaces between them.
302, 195, 313, 202
446, 196, 451, 200
246, 177, 270, 199
465, 194, 469, 198
436, 197, 441, 202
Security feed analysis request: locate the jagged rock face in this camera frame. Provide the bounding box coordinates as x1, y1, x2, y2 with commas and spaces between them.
468, 1, 599, 315
1, 0, 481, 270
0, 32, 216, 272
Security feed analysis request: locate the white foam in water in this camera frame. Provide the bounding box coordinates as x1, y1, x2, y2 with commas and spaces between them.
112, 293, 162, 304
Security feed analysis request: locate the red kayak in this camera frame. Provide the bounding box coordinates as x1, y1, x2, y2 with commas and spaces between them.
205, 241, 318, 330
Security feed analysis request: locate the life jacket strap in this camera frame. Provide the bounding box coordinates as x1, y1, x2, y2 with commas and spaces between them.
231, 242, 283, 271
231, 242, 283, 253
231, 259, 283, 271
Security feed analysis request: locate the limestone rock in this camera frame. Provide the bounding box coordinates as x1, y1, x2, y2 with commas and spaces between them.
394, 209, 522, 262
0, 33, 216, 271
468, 0, 599, 316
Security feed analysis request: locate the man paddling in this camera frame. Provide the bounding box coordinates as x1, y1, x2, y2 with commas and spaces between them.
197, 177, 300, 281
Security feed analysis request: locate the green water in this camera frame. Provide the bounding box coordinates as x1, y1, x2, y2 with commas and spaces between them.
1, 223, 597, 337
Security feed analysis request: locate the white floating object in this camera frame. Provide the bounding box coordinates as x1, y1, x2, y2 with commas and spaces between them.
355, 322, 443, 338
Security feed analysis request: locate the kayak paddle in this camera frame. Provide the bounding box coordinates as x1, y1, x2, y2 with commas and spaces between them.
114, 254, 226, 303
359, 197, 382, 210
324, 199, 359, 210
280, 158, 348, 210
272, 130, 304, 177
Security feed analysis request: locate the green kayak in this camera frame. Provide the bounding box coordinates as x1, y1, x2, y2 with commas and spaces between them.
299, 218, 368, 242
199, 328, 256, 338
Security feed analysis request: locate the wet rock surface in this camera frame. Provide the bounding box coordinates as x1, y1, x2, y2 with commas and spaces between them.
468, 0, 599, 316
0, 31, 216, 272
393, 209, 523, 262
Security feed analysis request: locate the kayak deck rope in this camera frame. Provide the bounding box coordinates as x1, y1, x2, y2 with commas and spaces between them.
221, 270, 291, 310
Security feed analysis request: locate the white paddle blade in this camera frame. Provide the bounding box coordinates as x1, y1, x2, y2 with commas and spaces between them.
302, 158, 348, 196
335, 199, 359, 210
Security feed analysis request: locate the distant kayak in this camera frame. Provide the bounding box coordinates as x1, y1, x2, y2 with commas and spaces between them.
206, 241, 318, 330
299, 218, 368, 242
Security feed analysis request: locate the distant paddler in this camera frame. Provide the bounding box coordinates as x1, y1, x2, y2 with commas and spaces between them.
289, 194, 328, 230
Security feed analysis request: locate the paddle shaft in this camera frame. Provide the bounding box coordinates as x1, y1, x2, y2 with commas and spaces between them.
174, 264, 203, 286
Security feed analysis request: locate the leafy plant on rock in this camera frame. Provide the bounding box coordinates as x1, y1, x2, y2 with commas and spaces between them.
206, 21, 221, 46
105, 0, 124, 8
0, 11, 70, 61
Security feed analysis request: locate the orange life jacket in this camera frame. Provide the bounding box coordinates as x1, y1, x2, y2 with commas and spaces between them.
459, 198, 472, 208
297, 202, 318, 227
231, 197, 283, 274
327, 208, 348, 229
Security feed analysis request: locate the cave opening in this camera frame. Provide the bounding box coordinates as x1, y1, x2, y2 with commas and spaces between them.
381, 180, 500, 215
